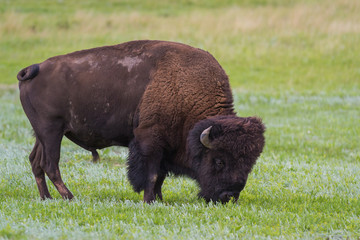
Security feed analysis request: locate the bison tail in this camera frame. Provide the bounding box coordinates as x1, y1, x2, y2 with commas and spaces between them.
17, 64, 40, 81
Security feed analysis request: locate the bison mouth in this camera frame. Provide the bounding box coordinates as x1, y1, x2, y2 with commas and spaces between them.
199, 182, 245, 204
199, 190, 240, 204
218, 191, 240, 203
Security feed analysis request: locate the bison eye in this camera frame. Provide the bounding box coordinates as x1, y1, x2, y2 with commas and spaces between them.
214, 158, 224, 170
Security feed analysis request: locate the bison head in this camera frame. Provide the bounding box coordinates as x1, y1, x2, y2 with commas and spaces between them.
187, 115, 265, 203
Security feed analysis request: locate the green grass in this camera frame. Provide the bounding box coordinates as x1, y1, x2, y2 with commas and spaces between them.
1, 89, 359, 239
1, 0, 360, 239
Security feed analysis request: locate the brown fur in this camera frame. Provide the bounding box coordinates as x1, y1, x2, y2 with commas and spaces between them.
18, 40, 265, 203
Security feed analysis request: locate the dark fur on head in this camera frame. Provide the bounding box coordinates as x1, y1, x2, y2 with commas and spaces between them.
187, 115, 265, 202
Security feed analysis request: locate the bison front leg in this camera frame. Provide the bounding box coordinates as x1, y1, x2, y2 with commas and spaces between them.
143, 165, 163, 203
154, 173, 166, 201
127, 137, 164, 203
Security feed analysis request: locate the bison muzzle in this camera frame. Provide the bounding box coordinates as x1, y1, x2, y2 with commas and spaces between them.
17, 40, 265, 203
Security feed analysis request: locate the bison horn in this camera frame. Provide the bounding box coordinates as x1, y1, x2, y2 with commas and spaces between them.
200, 126, 213, 149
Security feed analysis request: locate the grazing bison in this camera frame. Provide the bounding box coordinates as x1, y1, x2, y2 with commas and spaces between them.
17, 40, 265, 203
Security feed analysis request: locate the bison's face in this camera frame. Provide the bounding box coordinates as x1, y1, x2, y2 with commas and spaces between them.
197, 149, 248, 203
188, 116, 265, 203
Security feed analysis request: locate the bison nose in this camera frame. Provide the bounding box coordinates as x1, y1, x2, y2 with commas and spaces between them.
219, 191, 239, 203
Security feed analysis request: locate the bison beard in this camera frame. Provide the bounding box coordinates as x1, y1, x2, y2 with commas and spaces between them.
17, 40, 265, 203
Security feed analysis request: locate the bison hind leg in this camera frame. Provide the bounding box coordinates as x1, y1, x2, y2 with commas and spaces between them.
29, 139, 52, 200
91, 149, 100, 163
127, 140, 147, 193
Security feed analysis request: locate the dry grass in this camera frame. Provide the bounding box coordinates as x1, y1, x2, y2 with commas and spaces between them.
0, 84, 18, 90
1, 0, 359, 91
2, 0, 360, 39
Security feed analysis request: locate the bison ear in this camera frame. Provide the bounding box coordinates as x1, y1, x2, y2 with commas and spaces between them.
200, 126, 213, 149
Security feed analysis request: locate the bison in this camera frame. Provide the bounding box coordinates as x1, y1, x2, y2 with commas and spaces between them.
17, 40, 265, 203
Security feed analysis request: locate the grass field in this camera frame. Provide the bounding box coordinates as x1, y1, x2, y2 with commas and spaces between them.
1, 0, 359, 239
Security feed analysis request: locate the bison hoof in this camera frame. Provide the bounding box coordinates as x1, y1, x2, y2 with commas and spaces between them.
143, 192, 156, 204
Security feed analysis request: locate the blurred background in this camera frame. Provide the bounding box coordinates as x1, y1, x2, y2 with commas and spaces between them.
1, 0, 359, 94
